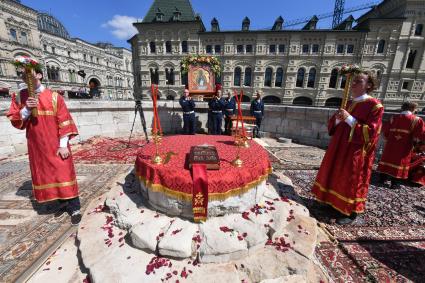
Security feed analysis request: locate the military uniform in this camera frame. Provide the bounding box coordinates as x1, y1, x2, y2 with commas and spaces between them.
208, 97, 225, 135
250, 98, 264, 138
223, 96, 236, 135
179, 96, 196, 134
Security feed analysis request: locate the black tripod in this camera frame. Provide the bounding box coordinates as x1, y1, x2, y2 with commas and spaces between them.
128, 100, 149, 147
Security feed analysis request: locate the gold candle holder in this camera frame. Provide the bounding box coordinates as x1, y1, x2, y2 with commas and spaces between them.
232, 135, 243, 168
151, 133, 163, 165
25, 68, 38, 117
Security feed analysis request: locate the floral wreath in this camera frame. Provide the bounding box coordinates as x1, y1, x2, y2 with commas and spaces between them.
181, 55, 221, 75
338, 63, 362, 76
12, 56, 43, 71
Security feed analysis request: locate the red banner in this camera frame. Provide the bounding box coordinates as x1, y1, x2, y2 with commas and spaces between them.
192, 164, 208, 222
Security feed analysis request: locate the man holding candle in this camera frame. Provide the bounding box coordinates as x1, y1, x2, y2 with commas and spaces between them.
7, 66, 82, 225
311, 71, 383, 225
179, 88, 196, 135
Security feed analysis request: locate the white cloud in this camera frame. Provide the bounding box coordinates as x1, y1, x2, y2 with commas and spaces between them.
102, 15, 141, 40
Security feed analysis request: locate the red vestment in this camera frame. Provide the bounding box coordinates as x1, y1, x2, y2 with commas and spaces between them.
377, 114, 424, 179
409, 151, 425, 186
312, 97, 384, 216
7, 89, 79, 203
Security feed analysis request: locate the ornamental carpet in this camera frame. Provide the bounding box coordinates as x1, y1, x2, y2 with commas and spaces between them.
72, 136, 147, 164
268, 145, 425, 282
0, 159, 131, 283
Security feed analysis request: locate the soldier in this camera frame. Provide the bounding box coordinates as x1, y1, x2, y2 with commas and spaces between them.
223, 90, 236, 135
250, 90, 264, 138
377, 101, 424, 189
179, 89, 196, 134
208, 89, 225, 135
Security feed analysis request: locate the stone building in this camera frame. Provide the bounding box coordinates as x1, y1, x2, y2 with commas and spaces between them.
129, 0, 425, 110
0, 0, 133, 99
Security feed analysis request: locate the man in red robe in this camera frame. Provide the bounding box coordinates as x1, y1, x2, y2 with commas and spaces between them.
7, 68, 82, 225
312, 72, 384, 225
377, 102, 424, 189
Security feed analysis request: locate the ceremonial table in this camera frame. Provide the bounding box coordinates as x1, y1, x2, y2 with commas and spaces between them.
135, 135, 271, 219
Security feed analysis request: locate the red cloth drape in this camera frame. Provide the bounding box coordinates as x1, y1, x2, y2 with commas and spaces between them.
7, 89, 79, 202
192, 164, 208, 222
135, 135, 271, 201
378, 114, 424, 179
312, 98, 384, 216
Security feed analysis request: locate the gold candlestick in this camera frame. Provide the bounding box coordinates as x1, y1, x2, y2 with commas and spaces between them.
341, 74, 353, 110
151, 133, 163, 165
25, 68, 38, 117
232, 135, 243, 167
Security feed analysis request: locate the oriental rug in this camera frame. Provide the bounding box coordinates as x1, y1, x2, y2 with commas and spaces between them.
72, 136, 147, 164
0, 159, 131, 283
316, 241, 425, 283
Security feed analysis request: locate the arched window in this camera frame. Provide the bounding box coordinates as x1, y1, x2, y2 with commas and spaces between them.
415, 24, 423, 36
181, 41, 188, 53
149, 42, 156, 53
263, 95, 281, 104
406, 50, 417, 69
329, 68, 338, 88
150, 68, 159, 84
181, 67, 188, 87
293, 96, 312, 106
307, 68, 316, 88
377, 40, 385, 54
21, 32, 28, 45
376, 70, 382, 88
244, 67, 252, 86
324, 97, 342, 108
165, 68, 174, 85
340, 75, 347, 89
275, 67, 284, 87
165, 41, 172, 53
296, 68, 305, 87
9, 29, 17, 41
264, 67, 273, 87
234, 67, 241, 86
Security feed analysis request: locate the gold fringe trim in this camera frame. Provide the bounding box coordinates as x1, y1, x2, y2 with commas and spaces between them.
313, 197, 364, 216
348, 121, 357, 142
33, 179, 77, 190
389, 128, 410, 134
34, 194, 80, 203
378, 161, 409, 171
52, 92, 58, 115
59, 120, 74, 128
314, 181, 367, 204
193, 207, 206, 213
194, 216, 206, 223
137, 167, 272, 202
37, 110, 55, 116
372, 103, 383, 112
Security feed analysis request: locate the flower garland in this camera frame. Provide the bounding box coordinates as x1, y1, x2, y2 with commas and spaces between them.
12, 56, 43, 71
338, 63, 362, 76
181, 55, 221, 75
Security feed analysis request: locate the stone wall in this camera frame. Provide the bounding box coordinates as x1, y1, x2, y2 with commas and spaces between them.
0, 100, 423, 158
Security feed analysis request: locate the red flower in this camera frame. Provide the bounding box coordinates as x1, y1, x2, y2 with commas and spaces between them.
241, 211, 250, 220
219, 226, 234, 233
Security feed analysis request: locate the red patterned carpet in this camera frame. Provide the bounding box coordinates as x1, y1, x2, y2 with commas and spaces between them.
72, 136, 147, 164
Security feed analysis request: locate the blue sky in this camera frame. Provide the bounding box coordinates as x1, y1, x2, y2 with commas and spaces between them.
21, 0, 381, 48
